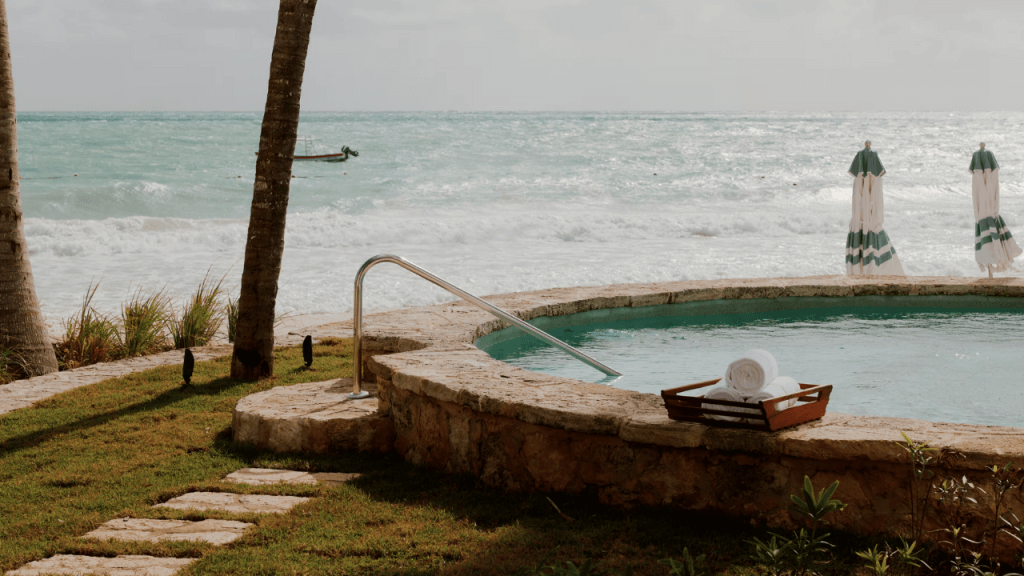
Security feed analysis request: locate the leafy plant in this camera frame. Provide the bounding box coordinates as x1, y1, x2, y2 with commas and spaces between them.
53, 282, 119, 370
857, 538, 930, 576
856, 545, 889, 575
891, 536, 930, 575
935, 476, 986, 561
787, 474, 846, 573
513, 548, 560, 576
899, 431, 937, 542
748, 534, 789, 576
789, 476, 847, 530
169, 271, 225, 349
748, 477, 846, 576
117, 286, 170, 358
947, 550, 1023, 576
1001, 513, 1024, 567
986, 463, 1023, 560
779, 527, 835, 576
545, 558, 608, 576
659, 548, 706, 576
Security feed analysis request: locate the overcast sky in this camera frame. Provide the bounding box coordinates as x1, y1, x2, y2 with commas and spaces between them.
8, 0, 1024, 112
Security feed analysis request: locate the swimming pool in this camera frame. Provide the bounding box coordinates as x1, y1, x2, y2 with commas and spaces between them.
477, 295, 1024, 427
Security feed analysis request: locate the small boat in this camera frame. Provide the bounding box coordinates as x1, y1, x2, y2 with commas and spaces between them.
296, 136, 358, 162
255, 137, 359, 163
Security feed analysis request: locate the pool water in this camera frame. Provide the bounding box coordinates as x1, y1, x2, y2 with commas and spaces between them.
477, 296, 1024, 427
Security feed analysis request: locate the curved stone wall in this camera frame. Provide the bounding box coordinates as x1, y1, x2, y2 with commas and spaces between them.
347, 276, 1024, 554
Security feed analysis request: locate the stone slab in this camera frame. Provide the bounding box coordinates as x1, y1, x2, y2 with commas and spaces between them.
154, 492, 310, 514
83, 518, 252, 545
5, 555, 194, 576
223, 468, 361, 486
232, 378, 394, 454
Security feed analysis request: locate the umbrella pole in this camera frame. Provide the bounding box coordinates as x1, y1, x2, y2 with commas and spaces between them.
988, 265, 994, 279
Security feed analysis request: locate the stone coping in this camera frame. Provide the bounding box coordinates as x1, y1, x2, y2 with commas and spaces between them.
322, 275, 1024, 470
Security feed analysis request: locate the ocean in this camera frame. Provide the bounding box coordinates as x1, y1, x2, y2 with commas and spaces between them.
17, 111, 1024, 324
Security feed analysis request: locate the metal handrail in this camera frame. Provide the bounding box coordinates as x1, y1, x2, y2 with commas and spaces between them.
349, 254, 621, 398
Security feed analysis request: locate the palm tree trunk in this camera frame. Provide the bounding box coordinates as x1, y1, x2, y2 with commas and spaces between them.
231, 0, 317, 380
0, 0, 59, 378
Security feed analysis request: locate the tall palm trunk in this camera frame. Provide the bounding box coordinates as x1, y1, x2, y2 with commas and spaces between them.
231, 0, 317, 380
0, 0, 58, 378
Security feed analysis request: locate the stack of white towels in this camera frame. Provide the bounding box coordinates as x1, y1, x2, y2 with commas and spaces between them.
702, 349, 802, 422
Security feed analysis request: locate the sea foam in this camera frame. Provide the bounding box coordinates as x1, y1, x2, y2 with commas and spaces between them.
18, 111, 1024, 322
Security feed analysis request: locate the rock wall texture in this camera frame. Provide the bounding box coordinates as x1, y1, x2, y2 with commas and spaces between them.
311, 275, 1024, 557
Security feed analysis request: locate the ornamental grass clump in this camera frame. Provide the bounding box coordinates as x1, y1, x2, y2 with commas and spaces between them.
117, 287, 171, 358
53, 282, 118, 370
226, 295, 239, 343
0, 346, 22, 384
169, 272, 225, 349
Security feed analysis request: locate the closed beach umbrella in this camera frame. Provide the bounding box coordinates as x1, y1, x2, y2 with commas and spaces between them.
970, 143, 1021, 276
846, 141, 905, 276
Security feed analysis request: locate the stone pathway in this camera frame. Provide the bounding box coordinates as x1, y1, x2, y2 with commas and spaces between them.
2, 321, 361, 575
0, 344, 232, 417
5, 469, 357, 575
0, 312, 352, 419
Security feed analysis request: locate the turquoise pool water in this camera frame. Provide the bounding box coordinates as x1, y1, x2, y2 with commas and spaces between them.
476, 296, 1024, 427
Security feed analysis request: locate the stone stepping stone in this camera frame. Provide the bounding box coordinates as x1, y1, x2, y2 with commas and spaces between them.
5, 554, 194, 575
83, 518, 252, 545
155, 492, 310, 514
224, 468, 360, 486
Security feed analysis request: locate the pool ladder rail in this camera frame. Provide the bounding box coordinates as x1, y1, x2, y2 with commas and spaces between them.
349, 254, 622, 399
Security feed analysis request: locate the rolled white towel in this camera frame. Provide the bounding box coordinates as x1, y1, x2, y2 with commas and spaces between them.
724, 349, 779, 395
702, 386, 761, 422
748, 376, 802, 411
771, 376, 801, 395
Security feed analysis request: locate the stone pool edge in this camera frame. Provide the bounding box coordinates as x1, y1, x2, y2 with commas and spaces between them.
357, 274, 1024, 470
242, 275, 1024, 550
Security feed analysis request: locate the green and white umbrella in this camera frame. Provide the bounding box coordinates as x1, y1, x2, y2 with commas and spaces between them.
970, 143, 1021, 276
845, 142, 905, 276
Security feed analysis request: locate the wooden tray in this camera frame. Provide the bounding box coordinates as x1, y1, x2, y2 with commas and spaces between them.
661, 378, 832, 432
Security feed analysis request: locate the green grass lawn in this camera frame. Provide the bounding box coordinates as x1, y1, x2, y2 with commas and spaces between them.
0, 339, 885, 575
